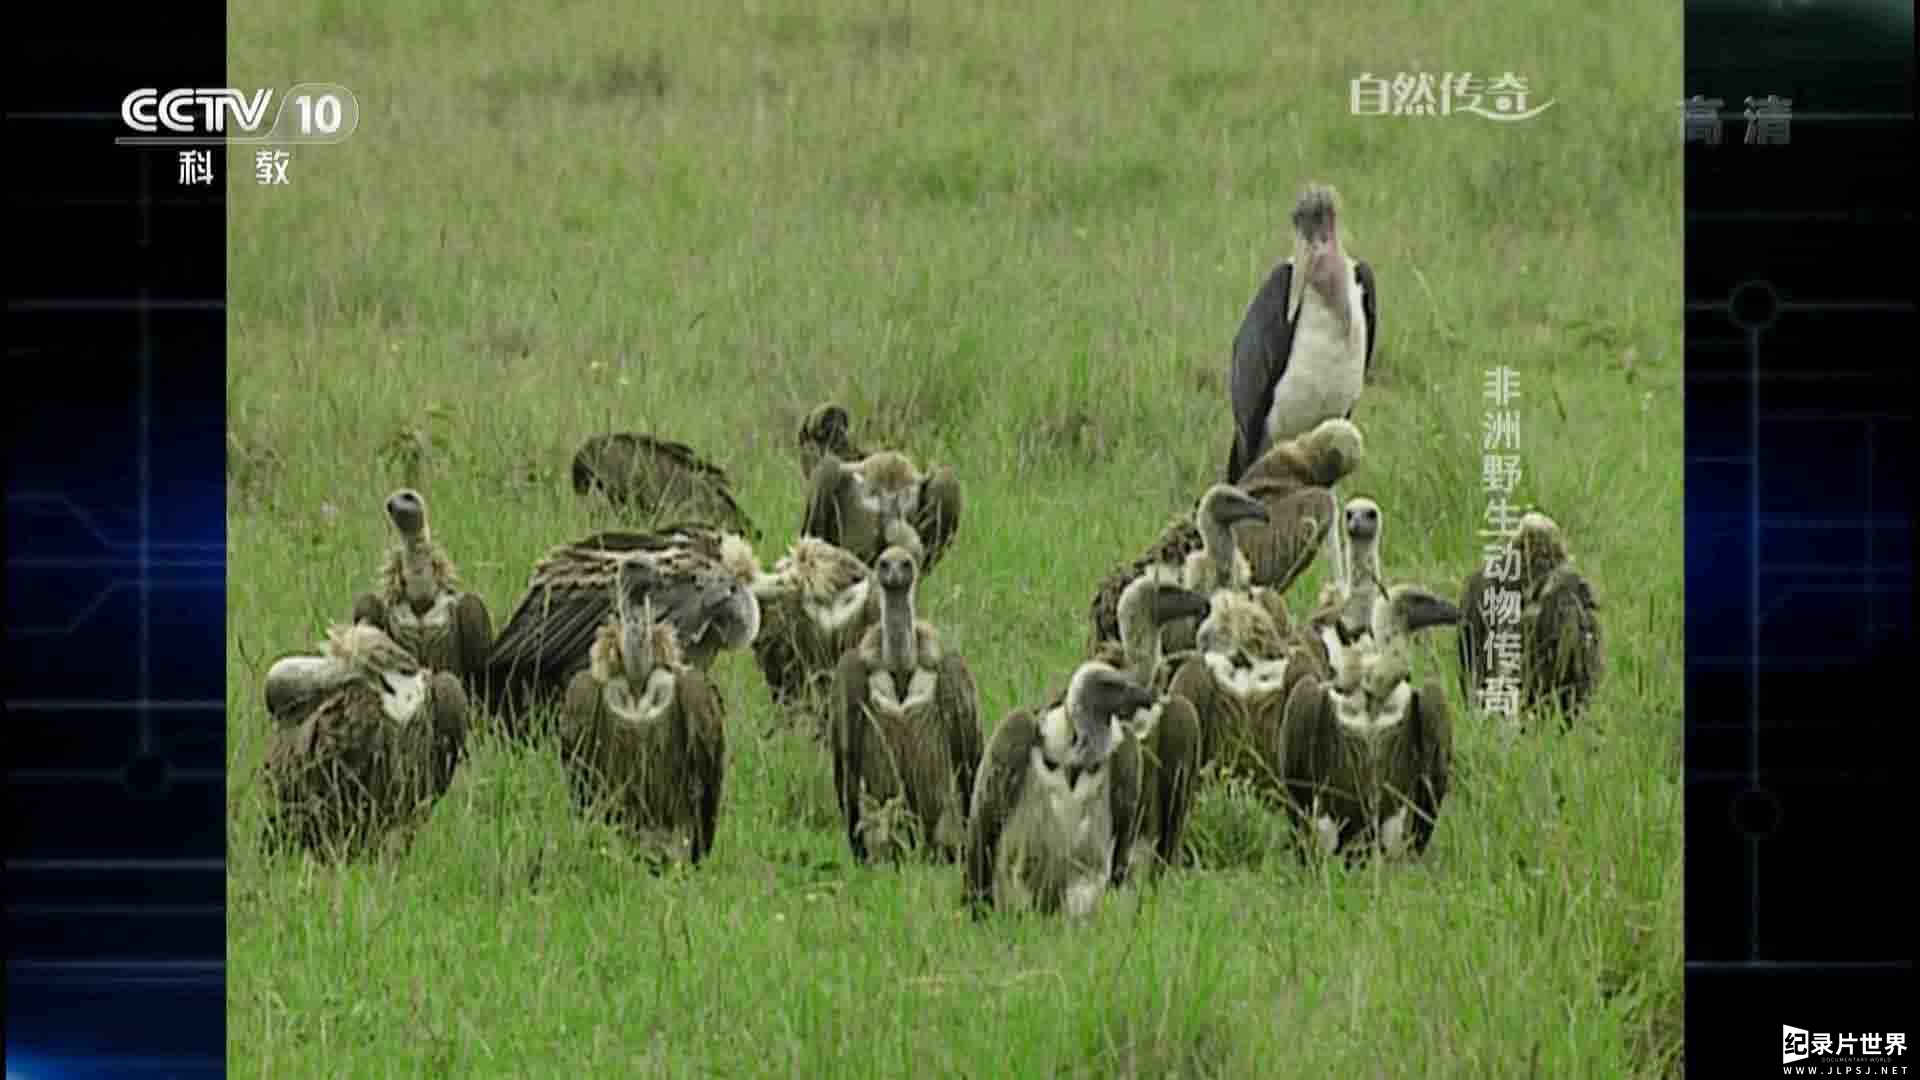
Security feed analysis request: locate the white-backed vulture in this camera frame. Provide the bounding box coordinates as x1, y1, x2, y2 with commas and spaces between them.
964, 662, 1157, 919
479, 524, 774, 732
558, 573, 727, 865
1087, 483, 1269, 655
1227, 183, 1377, 485
796, 402, 866, 480
1457, 512, 1605, 725
350, 489, 494, 686
570, 432, 759, 540
801, 449, 962, 578
1279, 585, 1461, 861
261, 624, 469, 859
828, 545, 982, 865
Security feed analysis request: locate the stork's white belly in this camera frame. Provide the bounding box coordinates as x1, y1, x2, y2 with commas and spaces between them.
1264, 286, 1368, 446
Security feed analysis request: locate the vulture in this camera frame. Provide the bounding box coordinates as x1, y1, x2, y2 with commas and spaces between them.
796, 402, 866, 480
1088, 417, 1361, 652
1227, 182, 1378, 485
828, 544, 982, 865
558, 569, 727, 865
261, 624, 469, 858
1279, 585, 1461, 861
1457, 512, 1604, 725
1325, 496, 1386, 646
479, 524, 774, 732
1087, 483, 1269, 655
350, 488, 493, 685
1166, 588, 1313, 792
748, 536, 885, 722
1235, 416, 1366, 604
570, 432, 759, 540
1083, 577, 1213, 874
964, 661, 1157, 919
802, 449, 963, 578
1281, 494, 1388, 687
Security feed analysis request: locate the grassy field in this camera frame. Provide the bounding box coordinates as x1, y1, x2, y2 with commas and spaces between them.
225, 0, 1683, 1074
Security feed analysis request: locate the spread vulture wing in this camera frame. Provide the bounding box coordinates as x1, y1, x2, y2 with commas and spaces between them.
481, 529, 742, 722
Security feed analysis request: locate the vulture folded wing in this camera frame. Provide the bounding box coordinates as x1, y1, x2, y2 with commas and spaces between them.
677, 668, 728, 864
800, 455, 853, 550
912, 465, 963, 577
1278, 674, 1341, 831
1237, 486, 1338, 594
1531, 567, 1603, 719
1408, 678, 1452, 853
452, 593, 494, 685
351, 591, 391, 634
936, 652, 984, 820
1106, 731, 1144, 888
1456, 568, 1493, 702
557, 669, 607, 813
965, 710, 1040, 915
828, 649, 874, 859
1146, 692, 1201, 867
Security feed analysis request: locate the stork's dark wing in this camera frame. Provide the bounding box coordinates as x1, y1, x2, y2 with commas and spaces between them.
1355, 260, 1377, 381
1228, 259, 1298, 483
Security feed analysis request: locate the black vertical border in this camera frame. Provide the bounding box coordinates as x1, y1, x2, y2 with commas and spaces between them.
1683, 0, 1915, 1073
7, 7, 228, 1079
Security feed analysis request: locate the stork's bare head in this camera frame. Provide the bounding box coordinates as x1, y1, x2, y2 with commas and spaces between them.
1292, 183, 1349, 299
385, 489, 427, 538
1291, 184, 1342, 252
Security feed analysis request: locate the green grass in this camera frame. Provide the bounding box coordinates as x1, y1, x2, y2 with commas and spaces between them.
226, 0, 1683, 1074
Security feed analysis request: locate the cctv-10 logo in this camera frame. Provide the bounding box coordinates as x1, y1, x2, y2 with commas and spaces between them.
118, 84, 360, 145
